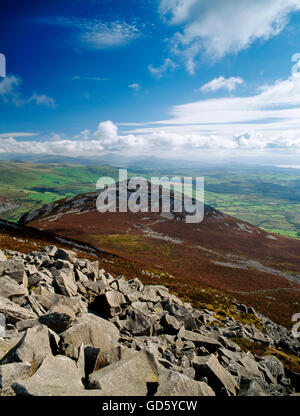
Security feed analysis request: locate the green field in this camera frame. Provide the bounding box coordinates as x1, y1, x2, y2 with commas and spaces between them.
0, 161, 299, 239
0, 162, 123, 221
125, 165, 300, 240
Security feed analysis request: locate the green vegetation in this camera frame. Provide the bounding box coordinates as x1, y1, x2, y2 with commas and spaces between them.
92, 234, 152, 254
129, 165, 300, 239
0, 161, 299, 239
230, 337, 300, 373
0, 162, 126, 221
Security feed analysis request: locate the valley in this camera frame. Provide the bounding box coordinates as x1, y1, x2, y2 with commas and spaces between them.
19, 183, 300, 328
0, 161, 299, 239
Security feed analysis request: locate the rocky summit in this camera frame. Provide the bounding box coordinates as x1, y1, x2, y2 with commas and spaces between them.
0, 245, 299, 397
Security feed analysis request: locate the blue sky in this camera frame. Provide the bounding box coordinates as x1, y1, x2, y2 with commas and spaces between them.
1, 0, 300, 163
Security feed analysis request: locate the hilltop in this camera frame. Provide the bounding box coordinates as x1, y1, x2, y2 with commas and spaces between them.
19, 183, 300, 328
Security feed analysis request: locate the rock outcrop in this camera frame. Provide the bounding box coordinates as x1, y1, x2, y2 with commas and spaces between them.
0, 246, 299, 396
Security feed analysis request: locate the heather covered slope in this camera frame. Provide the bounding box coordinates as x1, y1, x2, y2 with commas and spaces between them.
0, 244, 299, 396
19, 186, 300, 328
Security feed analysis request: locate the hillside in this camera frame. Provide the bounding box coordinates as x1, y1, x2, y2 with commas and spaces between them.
0, 162, 299, 239
0, 227, 299, 396
19, 183, 300, 328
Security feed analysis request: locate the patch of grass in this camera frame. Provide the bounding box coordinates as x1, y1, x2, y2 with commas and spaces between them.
92, 234, 154, 254
230, 337, 300, 374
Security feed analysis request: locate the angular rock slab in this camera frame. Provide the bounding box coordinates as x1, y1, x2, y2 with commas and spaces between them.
155, 369, 215, 396
0, 250, 7, 262
94, 345, 136, 372
94, 291, 126, 318
88, 350, 158, 396
0, 295, 37, 323
161, 313, 182, 335
34, 292, 87, 315
1, 325, 52, 368
12, 355, 84, 396
193, 354, 238, 396
39, 310, 75, 334
0, 276, 27, 299
54, 271, 78, 297
60, 313, 120, 352
178, 327, 222, 352
0, 261, 27, 287
259, 355, 285, 382
0, 362, 32, 389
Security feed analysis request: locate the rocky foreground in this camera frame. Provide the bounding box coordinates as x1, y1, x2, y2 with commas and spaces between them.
0, 246, 299, 396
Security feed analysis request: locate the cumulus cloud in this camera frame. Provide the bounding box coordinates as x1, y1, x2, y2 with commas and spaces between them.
158, 0, 300, 73
200, 76, 244, 92
1, 122, 300, 161
40, 17, 141, 49
94, 120, 118, 142
3, 72, 300, 159
0, 75, 56, 107
148, 58, 177, 78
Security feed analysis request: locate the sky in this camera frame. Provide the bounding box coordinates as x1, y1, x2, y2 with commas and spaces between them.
1, 0, 300, 164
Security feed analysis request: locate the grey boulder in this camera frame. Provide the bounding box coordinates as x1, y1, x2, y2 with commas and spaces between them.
0, 296, 37, 323
0, 362, 32, 389
155, 369, 215, 396
1, 325, 52, 368
193, 354, 238, 396
0, 261, 27, 287
0, 276, 27, 299
88, 350, 158, 396
60, 313, 120, 352
12, 355, 84, 396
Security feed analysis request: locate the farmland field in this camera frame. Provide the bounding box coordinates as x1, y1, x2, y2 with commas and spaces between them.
0, 161, 299, 239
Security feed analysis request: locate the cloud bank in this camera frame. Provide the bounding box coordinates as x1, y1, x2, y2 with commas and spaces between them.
2, 71, 300, 160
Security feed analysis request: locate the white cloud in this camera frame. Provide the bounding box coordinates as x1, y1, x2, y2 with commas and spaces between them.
121, 71, 300, 153
148, 58, 177, 78
94, 120, 118, 142
68, 76, 109, 81
3, 72, 300, 160
0, 132, 37, 138
0, 75, 20, 96
0, 75, 24, 106
1, 121, 300, 161
78, 129, 91, 140
129, 83, 140, 91
0, 75, 56, 108
28, 93, 56, 108
200, 76, 244, 92
159, 0, 300, 73
41, 17, 141, 49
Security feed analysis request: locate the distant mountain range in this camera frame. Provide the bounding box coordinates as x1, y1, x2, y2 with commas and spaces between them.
0, 152, 262, 169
